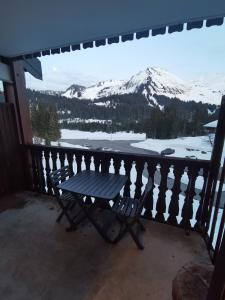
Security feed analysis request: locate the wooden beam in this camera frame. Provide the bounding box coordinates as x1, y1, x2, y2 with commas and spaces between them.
0, 61, 12, 83
23, 58, 42, 80
3, 82, 22, 143
4, 61, 33, 144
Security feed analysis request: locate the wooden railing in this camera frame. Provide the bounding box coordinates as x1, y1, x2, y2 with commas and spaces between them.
24, 144, 210, 232
204, 158, 225, 262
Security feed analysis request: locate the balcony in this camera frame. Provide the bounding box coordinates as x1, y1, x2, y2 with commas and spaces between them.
2, 2, 225, 298
0, 125, 223, 299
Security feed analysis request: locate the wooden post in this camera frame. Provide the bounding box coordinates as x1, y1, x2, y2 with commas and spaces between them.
202, 97, 225, 233
3, 82, 22, 142
3, 60, 33, 190
207, 234, 225, 300
4, 60, 33, 144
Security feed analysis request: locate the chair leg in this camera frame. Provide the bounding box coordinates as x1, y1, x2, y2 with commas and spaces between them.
56, 211, 64, 223
113, 217, 145, 249
56, 201, 72, 223
128, 227, 144, 250
69, 201, 77, 210
126, 221, 144, 250
66, 209, 86, 232
57, 202, 78, 231
138, 219, 146, 231
113, 223, 127, 243
65, 210, 78, 232
72, 209, 87, 225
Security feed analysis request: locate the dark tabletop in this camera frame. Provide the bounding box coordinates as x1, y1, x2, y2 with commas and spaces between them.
57, 170, 128, 200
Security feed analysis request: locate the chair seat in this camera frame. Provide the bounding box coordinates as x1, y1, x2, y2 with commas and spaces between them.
112, 196, 142, 218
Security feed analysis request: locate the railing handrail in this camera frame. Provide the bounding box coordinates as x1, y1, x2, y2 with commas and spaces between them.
23, 143, 211, 167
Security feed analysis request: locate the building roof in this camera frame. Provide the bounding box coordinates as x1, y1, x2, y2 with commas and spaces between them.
1, 0, 225, 60
203, 120, 218, 128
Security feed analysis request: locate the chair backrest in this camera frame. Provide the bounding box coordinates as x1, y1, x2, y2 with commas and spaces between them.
49, 165, 71, 194
139, 178, 153, 209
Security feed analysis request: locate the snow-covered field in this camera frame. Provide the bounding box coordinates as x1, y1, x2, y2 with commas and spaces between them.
132, 135, 217, 160
132, 135, 225, 192
61, 129, 146, 140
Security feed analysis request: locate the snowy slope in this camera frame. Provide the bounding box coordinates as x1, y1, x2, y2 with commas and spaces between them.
81, 80, 123, 99
61, 129, 145, 140
131, 136, 213, 160
123, 67, 188, 96
62, 80, 123, 99
61, 67, 225, 105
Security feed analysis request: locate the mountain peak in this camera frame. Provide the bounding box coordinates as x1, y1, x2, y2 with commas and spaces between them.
63, 84, 86, 98
142, 66, 169, 76
65, 84, 86, 91
146, 66, 164, 72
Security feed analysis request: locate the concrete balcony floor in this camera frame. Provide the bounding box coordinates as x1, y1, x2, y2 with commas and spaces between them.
0, 192, 211, 300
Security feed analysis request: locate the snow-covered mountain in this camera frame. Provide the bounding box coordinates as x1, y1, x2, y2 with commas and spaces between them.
62, 80, 123, 100
62, 84, 86, 98
61, 67, 225, 105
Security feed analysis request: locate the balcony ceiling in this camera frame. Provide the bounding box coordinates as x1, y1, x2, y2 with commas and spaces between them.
0, 0, 225, 59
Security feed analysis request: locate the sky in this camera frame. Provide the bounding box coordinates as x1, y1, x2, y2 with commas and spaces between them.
26, 24, 225, 91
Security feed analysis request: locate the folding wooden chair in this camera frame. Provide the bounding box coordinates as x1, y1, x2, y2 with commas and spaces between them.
112, 178, 153, 249
49, 166, 84, 230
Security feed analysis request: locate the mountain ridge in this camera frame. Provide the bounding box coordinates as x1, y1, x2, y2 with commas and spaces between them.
60, 67, 224, 106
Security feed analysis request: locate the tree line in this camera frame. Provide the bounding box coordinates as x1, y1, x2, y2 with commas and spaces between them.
142, 103, 211, 139
28, 89, 218, 142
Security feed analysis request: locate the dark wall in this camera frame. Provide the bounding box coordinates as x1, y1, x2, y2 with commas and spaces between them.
0, 103, 25, 195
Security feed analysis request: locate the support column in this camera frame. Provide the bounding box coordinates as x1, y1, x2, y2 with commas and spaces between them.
202, 97, 225, 232
207, 234, 225, 299
4, 60, 33, 144
3, 60, 33, 191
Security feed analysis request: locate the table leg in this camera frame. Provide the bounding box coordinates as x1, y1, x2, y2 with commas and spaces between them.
76, 195, 114, 243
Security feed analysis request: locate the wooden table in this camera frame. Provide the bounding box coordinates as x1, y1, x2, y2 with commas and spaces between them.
57, 170, 127, 242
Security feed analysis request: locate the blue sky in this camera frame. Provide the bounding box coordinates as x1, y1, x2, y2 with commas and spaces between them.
26, 24, 225, 91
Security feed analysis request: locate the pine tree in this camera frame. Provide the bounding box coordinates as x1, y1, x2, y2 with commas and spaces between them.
48, 105, 61, 142
31, 102, 61, 145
